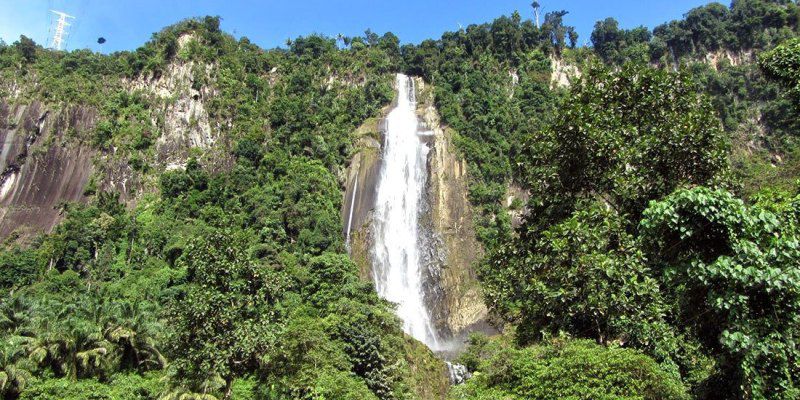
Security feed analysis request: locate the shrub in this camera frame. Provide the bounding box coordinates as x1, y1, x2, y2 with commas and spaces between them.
451, 336, 688, 400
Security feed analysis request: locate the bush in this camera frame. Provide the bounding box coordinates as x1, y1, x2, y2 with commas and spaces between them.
450, 336, 688, 400
20, 373, 163, 400
0, 248, 39, 291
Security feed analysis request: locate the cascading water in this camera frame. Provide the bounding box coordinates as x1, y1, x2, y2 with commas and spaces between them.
371, 73, 440, 349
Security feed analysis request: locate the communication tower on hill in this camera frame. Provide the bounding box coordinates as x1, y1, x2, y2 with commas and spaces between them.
48, 10, 75, 51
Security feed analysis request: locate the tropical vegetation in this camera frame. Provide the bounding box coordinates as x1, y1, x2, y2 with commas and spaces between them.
1, 1, 800, 399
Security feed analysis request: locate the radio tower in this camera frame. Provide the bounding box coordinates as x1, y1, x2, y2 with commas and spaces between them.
49, 10, 75, 51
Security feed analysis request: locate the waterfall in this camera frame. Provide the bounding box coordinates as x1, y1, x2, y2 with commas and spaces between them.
446, 362, 471, 385
345, 175, 358, 244
371, 73, 440, 349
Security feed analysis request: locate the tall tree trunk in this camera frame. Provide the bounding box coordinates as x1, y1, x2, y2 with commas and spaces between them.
223, 377, 233, 400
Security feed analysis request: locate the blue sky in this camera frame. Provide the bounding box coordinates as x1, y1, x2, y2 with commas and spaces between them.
0, 0, 718, 53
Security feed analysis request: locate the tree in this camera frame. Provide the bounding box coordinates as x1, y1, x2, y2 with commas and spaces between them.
481, 202, 675, 353
233, 138, 264, 166
26, 308, 113, 381
729, 0, 798, 49
567, 27, 578, 48
103, 301, 165, 372
278, 158, 344, 256
258, 309, 377, 400
306, 254, 403, 398
0, 249, 38, 291
482, 63, 732, 394
591, 18, 623, 62
364, 29, 380, 47
591, 18, 651, 64
652, 20, 693, 62
640, 187, 800, 399
541, 11, 570, 54
14, 36, 36, 63
378, 32, 401, 62
648, 0, 800, 62
531, 1, 541, 28
683, 3, 731, 53
166, 230, 287, 399
451, 336, 689, 400
490, 14, 523, 59
516, 63, 728, 227
0, 337, 35, 399
760, 37, 800, 103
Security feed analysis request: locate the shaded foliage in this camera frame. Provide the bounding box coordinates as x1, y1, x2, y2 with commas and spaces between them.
450, 334, 688, 400
483, 59, 800, 399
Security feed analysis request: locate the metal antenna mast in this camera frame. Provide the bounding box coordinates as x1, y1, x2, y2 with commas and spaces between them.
49, 10, 75, 50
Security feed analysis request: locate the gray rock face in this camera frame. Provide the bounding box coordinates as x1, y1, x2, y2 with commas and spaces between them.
446, 362, 471, 385
0, 36, 220, 243
128, 54, 217, 165
415, 78, 492, 343
0, 101, 96, 242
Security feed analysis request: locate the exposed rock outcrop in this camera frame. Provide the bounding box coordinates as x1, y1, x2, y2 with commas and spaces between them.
550, 56, 581, 88
128, 36, 217, 166
341, 116, 384, 279
415, 78, 489, 339
0, 35, 222, 243
704, 49, 755, 70
0, 101, 96, 243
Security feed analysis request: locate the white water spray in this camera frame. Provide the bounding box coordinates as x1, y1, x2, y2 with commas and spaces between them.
372, 73, 440, 349
345, 175, 358, 244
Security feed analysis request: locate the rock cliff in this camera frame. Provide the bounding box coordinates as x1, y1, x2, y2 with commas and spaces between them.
0, 34, 223, 243
415, 78, 489, 339
0, 101, 96, 243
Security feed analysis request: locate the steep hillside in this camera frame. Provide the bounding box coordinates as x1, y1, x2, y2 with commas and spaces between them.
0, 102, 95, 242
590, 0, 800, 197
455, 2, 800, 399
0, 17, 456, 400
1, 1, 800, 399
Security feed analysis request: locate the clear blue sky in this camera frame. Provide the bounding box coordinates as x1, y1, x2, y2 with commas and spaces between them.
0, 0, 718, 53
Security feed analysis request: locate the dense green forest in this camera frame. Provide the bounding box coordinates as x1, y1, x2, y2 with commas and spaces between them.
1, 0, 800, 399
